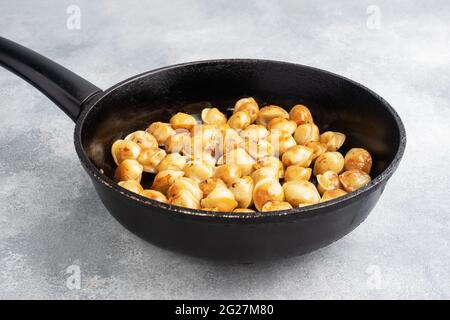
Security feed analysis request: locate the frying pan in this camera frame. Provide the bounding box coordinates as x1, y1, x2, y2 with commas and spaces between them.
0, 37, 406, 261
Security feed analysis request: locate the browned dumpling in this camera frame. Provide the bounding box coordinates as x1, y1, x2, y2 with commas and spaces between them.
313, 152, 345, 176
183, 160, 215, 183
228, 110, 252, 130
115, 159, 143, 182
320, 131, 346, 152
151, 170, 185, 194
289, 104, 313, 125
267, 117, 297, 135
254, 156, 284, 179
284, 165, 312, 182
125, 130, 158, 149
253, 178, 284, 211
218, 148, 255, 176
170, 112, 197, 130
140, 189, 168, 203
228, 176, 254, 208
344, 148, 372, 174
146, 122, 176, 145
234, 97, 259, 123
268, 130, 297, 156
256, 105, 289, 126
156, 153, 187, 172
111, 140, 141, 165
282, 145, 314, 168
316, 170, 341, 195
167, 177, 203, 201
199, 178, 227, 196
214, 164, 242, 185
233, 208, 256, 213
339, 169, 371, 192
137, 147, 166, 173
118, 180, 144, 194
165, 131, 191, 155
244, 139, 274, 160
240, 124, 269, 141
200, 185, 238, 212
169, 189, 200, 209
201, 107, 227, 125
251, 166, 280, 185
321, 189, 347, 202
283, 180, 320, 207
261, 201, 293, 212
305, 141, 328, 160
294, 123, 320, 145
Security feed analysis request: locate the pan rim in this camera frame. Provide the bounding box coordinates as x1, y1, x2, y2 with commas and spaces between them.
74, 58, 406, 221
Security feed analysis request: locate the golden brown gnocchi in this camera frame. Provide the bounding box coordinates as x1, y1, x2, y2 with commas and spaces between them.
111, 97, 372, 212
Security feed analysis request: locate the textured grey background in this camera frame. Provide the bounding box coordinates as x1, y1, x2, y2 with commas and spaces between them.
1, 0, 449, 299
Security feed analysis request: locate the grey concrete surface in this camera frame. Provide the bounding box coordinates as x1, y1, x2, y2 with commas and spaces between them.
0, 0, 449, 299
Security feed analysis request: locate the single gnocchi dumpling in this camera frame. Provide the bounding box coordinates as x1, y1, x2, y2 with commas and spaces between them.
183, 160, 215, 183
256, 105, 289, 126
339, 169, 371, 192
218, 148, 255, 176
228, 110, 252, 130
199, 178, 227, 196
316, 170, 341, 195
252, 178, 284, 212
254, 156, 284, 179
261, 201, 293, 212
267, 117, 297, 135
321, 189, 347, 202
137, 147, 167, 173
118, 180, 144, 194
234, 97, 259, 123
289, 104, 313, 125
344, 148, 372, 174
228, 176, 254, 208
313, 152, 345, 176
146, 122, 176, 146
320, 131, 346, 152
201, 107, 227, 125
151, 170, 185, 194
200, 185, 238, 212
214, 163, 242, 185
169, 189, 200, 209
281, 145, 314, 168
283, 180, 320, 207
125, 130, 158, 150
267, 130, 297, 156
167, 177, 203, 201
140, 189, 168, 203
170, 112, 197, 130
294, 123, 320, 145
111, 139, 141, 165
156, 153, 187, 172
284, 165, 312, 182
114, 159, 143, 182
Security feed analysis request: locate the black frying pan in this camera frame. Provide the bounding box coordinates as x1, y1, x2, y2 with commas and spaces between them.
0, 37, 406, 262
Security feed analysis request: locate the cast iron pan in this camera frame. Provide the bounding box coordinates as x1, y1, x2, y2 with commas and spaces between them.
0, 37, 406, 261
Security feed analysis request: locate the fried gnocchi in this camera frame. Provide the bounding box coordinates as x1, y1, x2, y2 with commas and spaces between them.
111, 97, 373, 212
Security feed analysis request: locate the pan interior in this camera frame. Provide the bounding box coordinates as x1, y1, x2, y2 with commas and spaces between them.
79, 60, 402, 189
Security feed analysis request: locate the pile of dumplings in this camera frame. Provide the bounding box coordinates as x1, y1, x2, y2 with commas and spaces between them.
111, 97, 373, 213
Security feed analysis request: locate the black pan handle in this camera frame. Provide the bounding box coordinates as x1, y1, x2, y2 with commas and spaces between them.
0, 37, 102, 121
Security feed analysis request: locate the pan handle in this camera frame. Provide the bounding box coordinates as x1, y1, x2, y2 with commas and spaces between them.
0, 37, 102, 121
